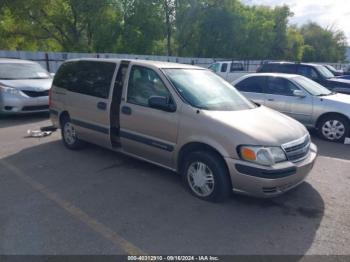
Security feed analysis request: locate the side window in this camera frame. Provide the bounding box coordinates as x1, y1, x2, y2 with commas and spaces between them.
280, 64, 296, 74
69, 61, 116, 98
297, 66, 318, 80
127, 66, 171, 107
235, 76, 265, 93
57, 61, 116, 98
266, 77, 300, 96
261, 64, 279, 72
230, 63, 244, 72
221, 63, 228, 73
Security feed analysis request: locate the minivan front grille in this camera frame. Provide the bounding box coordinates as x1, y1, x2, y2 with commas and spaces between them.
22, 90, 49, 97
282, 135, 311, 163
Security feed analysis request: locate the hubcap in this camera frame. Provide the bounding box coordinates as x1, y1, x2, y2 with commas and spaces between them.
63, 122, 76, 145
322, 120, 345, 140
187, 162, 215, 197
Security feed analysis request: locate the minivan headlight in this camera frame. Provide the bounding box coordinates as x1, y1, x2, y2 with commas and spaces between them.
0, 85, 20, 95
238, 145, 287, 166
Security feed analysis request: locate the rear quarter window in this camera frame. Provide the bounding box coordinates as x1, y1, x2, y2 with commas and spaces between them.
235, 76, 265, 93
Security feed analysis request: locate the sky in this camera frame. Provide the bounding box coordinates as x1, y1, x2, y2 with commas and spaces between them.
243, 0, 350, 44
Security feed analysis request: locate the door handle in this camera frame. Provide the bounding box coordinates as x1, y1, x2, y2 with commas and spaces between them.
267, 98, 274, 101
97, 102, 107, 110
121, 106, 132, 115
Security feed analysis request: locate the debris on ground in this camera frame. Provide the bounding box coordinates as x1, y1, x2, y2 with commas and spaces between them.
25, 125, 57, 138
345, 137, 350, 145
40, 125, 57, 132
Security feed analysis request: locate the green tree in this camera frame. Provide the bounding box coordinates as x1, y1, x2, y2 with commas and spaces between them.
3, 0, 122, 52
0, 0, 348, 62
119, 0, 165, 55
285, 27, 304, 61
301, 22, 347, 62
269, 5, 292, 59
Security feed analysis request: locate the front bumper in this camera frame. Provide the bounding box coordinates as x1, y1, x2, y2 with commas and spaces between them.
225, 143, 317, 197
0, 91, 49, 114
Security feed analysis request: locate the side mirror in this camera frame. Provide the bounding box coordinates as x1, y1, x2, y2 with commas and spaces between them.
148, 96, 176, 112
293, 90, 306, 98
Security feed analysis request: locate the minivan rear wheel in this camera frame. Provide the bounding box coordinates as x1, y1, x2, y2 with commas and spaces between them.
61, 117, 85, 150
182, 151, 232, 202
318, 115, 349, 142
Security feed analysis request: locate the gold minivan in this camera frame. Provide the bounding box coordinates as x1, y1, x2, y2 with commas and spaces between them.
50, 59, 317, 201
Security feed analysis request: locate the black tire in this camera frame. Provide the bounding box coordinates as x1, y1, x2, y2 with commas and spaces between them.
60, 116, 85, 150
317, 115, 349, 143
182, 151, 232, 202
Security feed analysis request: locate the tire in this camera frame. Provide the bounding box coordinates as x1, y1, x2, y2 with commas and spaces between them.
182, 151, 232, 202
317, 115, 349, 142
60, 116, 85, 150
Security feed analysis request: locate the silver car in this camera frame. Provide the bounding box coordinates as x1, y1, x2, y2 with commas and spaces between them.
0, 58, 52, 115
232, 73, 350, 142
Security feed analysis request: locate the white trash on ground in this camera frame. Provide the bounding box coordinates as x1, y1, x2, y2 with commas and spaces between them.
345, 137, 350, 145
26, 130, 52, 138
25, 125, 57, 138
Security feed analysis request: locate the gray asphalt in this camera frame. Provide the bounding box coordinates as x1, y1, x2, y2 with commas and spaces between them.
0, 113, 350, 255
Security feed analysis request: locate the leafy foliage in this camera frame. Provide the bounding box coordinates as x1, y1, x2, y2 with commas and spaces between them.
0, 0, 347, 62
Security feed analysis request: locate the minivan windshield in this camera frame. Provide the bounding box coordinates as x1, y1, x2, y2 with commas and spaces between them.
164, 69, 256, 111
0, 63, 50, 80
293, 76, 332, 96
316, 65, 334, 79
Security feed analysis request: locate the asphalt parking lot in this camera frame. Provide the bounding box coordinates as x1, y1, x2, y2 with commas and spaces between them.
0, 114, 350, 255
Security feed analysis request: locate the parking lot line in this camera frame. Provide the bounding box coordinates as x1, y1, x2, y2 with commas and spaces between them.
0, 159, 146, 256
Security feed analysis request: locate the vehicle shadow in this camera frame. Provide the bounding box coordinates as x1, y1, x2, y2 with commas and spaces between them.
0, 141, 324, 256
311, 134, 350, 161
0, 112, 50, 128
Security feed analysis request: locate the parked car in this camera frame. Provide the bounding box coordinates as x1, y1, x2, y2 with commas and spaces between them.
233, 73, 350, 142
323, 64, 350, 80
257, 62, 350, 94
336, 75, 350, 80
50, 59, 317, 201
324, 64, 343, 76
0, 58, 52, 114
338, 65, 350, 79
208, 61, 253, 82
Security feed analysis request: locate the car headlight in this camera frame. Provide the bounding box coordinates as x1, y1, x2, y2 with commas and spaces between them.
238, 145, 287, 166
0, 85, 20, 95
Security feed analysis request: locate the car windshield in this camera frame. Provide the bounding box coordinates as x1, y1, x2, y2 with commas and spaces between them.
326, 65, 337, 71
163, 69, 256, 111
316, 65, 334, 79
0, 63, 50, 80
293, 76, 332, 96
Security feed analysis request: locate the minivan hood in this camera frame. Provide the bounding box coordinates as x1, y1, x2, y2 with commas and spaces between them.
203, 106, 307, 147
0, 79, 52, 91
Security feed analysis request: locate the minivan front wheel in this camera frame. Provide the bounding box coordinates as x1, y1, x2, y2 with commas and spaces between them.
61, 117, 85, 150
318, 115, 349, 142
182, 151, 232, 202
